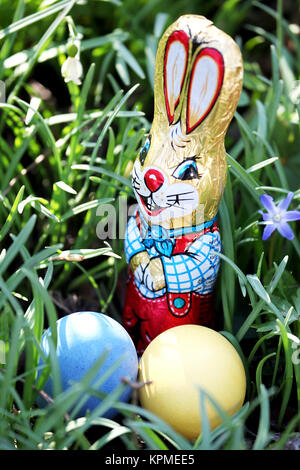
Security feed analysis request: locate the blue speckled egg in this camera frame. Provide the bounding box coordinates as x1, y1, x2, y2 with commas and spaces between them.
38, 311, 138, 418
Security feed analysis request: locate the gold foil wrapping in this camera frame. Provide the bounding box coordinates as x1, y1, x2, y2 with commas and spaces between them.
135, 15, 243, 229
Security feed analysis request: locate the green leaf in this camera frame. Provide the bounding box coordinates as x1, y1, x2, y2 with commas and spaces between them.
25, 97, 41, 125
4, 31, 129, 70
256, 100, 267, 140
18, 196, 49, 214
256, 352, 276, 392
0, 0, 74, 40
0, 315, 25, 413
14, 97, 63, 177
247, 274, 271, 303
66, 62, 96, 170
235, 111, 255, 145
0, 215, 36, 276
49, 247, 121, 262
246, 157, 278, 173
54, 181, 77, 195
7, 0, 77, 102
114, 42, 145, 79
115, 54, 130, 86
89, 426, 132, 450
252, 385, 272, 450
0, 186, 25, 242
60, 198, 114, 222
253, 320, 278, 333
220, 330, 250, 396
72, 164, 131, 188
276, 319, 294, 427
226, 153, 261, 203
153, 12, 169, 38
267, 255, 288, 294
119, 403, 192, 450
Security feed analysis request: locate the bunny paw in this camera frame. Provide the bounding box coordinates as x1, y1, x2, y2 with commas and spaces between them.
134, 263, 148, 284
142, 266, 156, 291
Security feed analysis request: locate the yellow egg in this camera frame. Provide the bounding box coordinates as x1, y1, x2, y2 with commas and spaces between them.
138, 325, 246, 441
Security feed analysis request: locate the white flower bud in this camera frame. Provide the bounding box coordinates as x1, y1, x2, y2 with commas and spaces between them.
61, 56, 83, 85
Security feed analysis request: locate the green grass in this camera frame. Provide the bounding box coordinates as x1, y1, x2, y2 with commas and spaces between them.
0, 0, 300, 450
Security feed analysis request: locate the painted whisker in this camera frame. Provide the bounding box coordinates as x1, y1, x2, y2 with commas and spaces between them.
167, 191, 195, 198
167, 198, 195, 202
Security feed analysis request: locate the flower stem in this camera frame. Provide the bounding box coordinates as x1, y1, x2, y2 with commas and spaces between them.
66, 16, 77, 40
276, 0, 283, 60
268, 232, 275, 269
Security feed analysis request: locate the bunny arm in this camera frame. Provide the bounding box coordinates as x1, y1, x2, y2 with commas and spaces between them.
124, 214, 147, 264
159, 231, 221, 294
125, 216, 166, 291
141, 231, 221, 294
138, 257, 165, 291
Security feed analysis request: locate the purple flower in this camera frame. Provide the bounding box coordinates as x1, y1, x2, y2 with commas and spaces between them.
259, 192, 300, 241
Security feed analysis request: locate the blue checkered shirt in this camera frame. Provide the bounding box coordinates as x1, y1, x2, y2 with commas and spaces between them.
124, 214, 221, 298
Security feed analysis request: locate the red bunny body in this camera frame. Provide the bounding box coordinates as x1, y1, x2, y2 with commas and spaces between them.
123, 210, 220, 355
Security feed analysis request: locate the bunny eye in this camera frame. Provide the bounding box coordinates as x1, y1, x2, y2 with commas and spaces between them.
139, 135, 151, 165
172, 159, 199, 180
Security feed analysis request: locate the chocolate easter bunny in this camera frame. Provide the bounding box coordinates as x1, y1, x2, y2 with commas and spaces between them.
122, 15, 243, 355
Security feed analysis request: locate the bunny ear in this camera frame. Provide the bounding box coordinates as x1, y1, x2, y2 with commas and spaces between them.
164, 30, 189, 125
186, 48, 224, 134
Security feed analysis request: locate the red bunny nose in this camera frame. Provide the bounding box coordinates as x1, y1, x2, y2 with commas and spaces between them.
144, 169, 164, 193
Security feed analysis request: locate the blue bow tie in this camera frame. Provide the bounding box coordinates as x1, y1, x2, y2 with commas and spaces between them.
139, 213, 217, 258
141, 224, 175, 258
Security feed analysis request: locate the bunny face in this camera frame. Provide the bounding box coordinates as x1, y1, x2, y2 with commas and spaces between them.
132, 15, 243, 230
